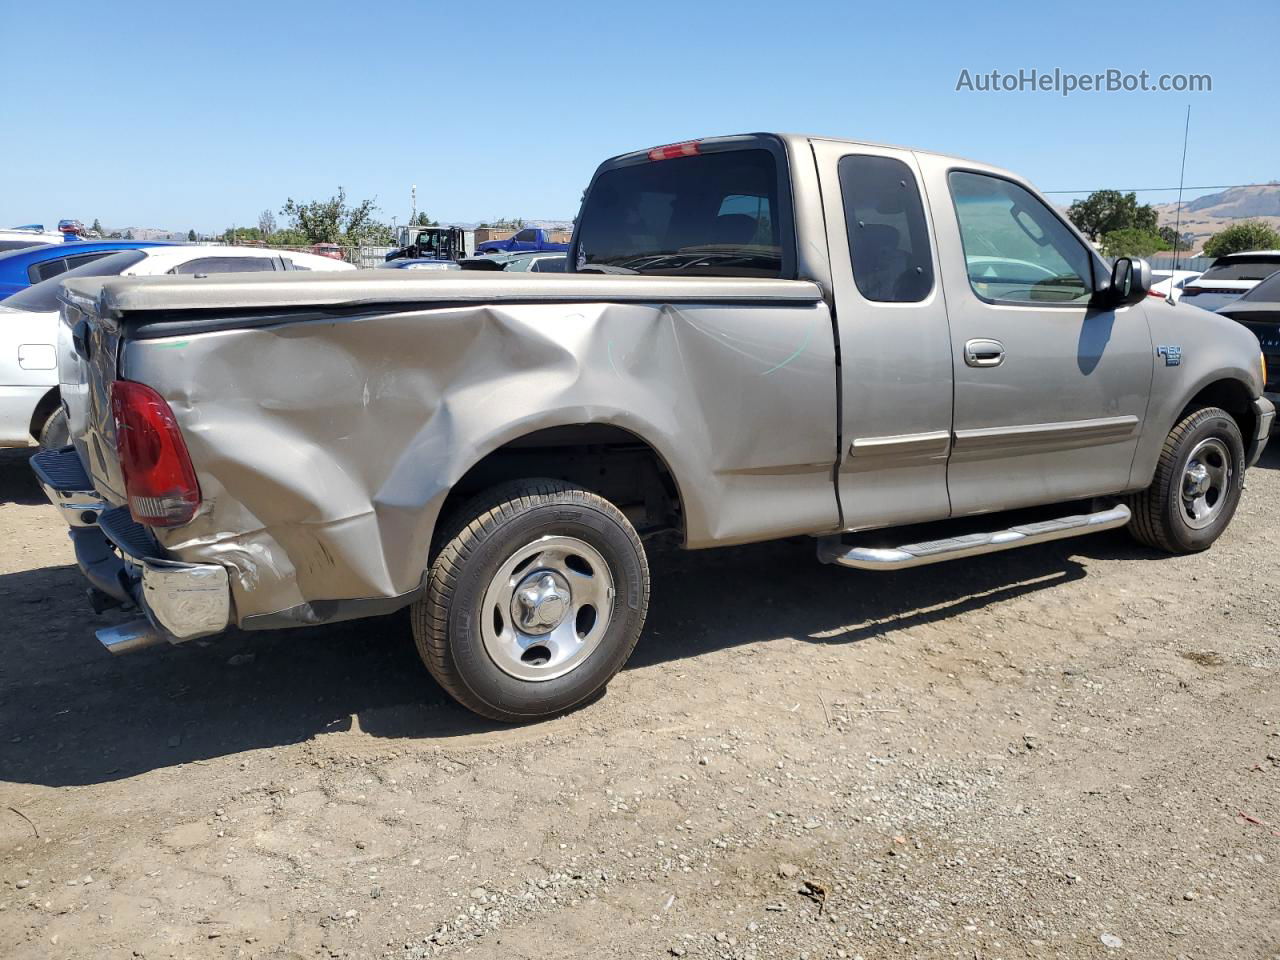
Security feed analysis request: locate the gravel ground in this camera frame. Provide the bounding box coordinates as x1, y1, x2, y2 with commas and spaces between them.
1, 445, 1278, 960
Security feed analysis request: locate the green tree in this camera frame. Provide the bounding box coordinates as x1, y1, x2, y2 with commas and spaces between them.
90, 218, 103, 236
1202, 220, 1280, 258
1157, 225, 1194, 253
1101, 228, 1170, 258
187, 229, 197, 242
280, 188, 379, 244
412, 211, 438, 227
221, 226, 263, 245
1067, 190, 1159, 242
258, 209, 277, 239
123, 229, 134, 240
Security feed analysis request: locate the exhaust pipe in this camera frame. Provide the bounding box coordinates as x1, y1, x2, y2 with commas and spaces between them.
97, 619, 165, 655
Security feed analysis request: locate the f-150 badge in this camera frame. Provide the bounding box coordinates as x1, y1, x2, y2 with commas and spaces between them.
1157, 345, 1182, 366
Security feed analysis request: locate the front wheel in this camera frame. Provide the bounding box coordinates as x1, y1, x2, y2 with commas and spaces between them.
1127, 406, 1245, 553
412, 479, 649, 722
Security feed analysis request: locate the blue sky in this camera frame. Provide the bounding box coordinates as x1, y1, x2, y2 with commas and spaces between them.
4, 0, 1276, 232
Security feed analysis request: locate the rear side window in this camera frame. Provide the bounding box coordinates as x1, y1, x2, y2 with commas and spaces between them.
531, 257, 565, 273
30, 250, 114, 283
515, 229, 537, 242
575, 147, 790, 277
169, 256, 278, 275
1200, 257, 1280, 282
838, 155, 933, 302
30, 258, 68, 283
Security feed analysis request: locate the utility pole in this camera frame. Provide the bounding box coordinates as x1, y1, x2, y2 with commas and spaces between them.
411, 184, 417, 224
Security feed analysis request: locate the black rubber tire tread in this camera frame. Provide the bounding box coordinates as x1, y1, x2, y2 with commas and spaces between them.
412, 478, 649, 722
1127, 406, 1244, 554
38, 408, 70, 450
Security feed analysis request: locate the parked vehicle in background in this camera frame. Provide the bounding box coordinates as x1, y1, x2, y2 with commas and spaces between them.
1147, 268, 1202, 303
0, 246, 354, 449
35, 133, 1272, 723
385, 226, 474, 263
0, 226, 66, 252
1181, 251, 1280, 312
1217, 269, 1280, 412
311, 243, 346, 261
0, 240, 171, 298
474, 227, 569, 255
501, 252, 567, 272
376, 258, 461, 271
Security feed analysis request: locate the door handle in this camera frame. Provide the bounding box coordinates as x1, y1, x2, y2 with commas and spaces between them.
964, 338, 1005, 367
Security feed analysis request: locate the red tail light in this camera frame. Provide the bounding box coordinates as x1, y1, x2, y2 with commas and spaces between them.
647, 140, 701, 161
110, 380, 200, 527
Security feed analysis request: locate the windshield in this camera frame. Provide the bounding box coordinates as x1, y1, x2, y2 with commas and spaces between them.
575, 148, 790, 277
1200, 256, 1280, 282
0, 250, 147, 313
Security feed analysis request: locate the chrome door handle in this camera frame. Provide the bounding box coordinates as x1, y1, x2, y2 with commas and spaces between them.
964, 338, 1005, 367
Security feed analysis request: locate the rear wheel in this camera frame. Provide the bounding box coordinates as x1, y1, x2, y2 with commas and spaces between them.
37, 407, 69, 450
412, 479, 649, 722
1127, 406, 1245, 553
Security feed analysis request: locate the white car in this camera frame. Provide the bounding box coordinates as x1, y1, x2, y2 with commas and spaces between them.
1180, 250, 1280, 312
0, 227, 66, 253
1147, 268, 1202, 303
0, 246, 355, 447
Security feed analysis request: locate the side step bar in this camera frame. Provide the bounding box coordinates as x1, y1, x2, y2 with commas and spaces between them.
817, 504, 1131, 571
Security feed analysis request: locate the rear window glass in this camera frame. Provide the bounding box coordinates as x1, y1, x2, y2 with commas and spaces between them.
575, 148, 790, 277
1239, 270, 1280, 302
170, 256, 278, 275
2, 250, 147, 313
1200, 257, 1280, 282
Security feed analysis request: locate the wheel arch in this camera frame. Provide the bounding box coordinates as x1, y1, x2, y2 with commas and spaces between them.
434, 420, 689, 551
1175, 376, 1257, 449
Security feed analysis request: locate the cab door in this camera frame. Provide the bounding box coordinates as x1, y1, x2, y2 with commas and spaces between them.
917, 157, 1153, 515
811, 141, 954, 530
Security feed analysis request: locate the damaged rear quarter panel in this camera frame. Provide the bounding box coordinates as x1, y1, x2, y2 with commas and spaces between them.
123, 295, 838, 625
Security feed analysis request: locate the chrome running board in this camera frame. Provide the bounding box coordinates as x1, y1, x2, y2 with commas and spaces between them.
817, 504, 1131, 571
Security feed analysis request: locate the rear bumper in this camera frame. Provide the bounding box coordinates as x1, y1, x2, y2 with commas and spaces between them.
1251, 396, 1276, 464
30, 447, 231, 643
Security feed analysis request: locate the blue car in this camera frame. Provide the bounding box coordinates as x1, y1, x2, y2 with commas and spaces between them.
0, 240, 171, 299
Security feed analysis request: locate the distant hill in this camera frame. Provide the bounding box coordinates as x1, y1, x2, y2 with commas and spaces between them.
1155, 183, 1280, 251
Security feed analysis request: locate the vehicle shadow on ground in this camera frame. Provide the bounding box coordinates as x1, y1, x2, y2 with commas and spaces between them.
0, 448, 43, 506
1251, 441, 1280, 471
0, 522, 1141, 787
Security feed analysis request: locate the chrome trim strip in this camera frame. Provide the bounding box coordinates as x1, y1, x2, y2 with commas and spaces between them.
952, 415, 1139, 456
849, 429, 951, 458
817, 504, 1131, 570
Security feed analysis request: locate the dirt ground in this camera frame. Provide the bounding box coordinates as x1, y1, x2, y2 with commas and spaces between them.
1, 446, 1278, 960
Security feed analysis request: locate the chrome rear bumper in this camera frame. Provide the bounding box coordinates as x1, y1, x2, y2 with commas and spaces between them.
30, 447, 231, 648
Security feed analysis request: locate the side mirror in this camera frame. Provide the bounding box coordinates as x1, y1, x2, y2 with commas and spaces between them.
1102, 256, 1152, 307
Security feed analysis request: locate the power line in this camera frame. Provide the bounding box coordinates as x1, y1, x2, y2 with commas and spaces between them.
1042, 182, 1276, 195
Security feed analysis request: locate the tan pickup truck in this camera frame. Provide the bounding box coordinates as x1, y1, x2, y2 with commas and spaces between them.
34, 133, 1273, 721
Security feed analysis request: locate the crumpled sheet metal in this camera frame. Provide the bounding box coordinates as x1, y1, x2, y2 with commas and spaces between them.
124, 297, 840, 625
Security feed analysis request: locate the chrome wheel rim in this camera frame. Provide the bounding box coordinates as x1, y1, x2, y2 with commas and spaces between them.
1180, 437, 1232, 530
480, 535, 615, 682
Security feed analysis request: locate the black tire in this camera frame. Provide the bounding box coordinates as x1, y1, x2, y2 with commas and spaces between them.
37, 407, 69, 450
412, 479, 649, 722
1127, 406, 1245, 553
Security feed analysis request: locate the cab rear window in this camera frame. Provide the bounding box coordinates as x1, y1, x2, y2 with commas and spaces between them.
1199, 257, 1280, 282
575, 148, 791, 277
